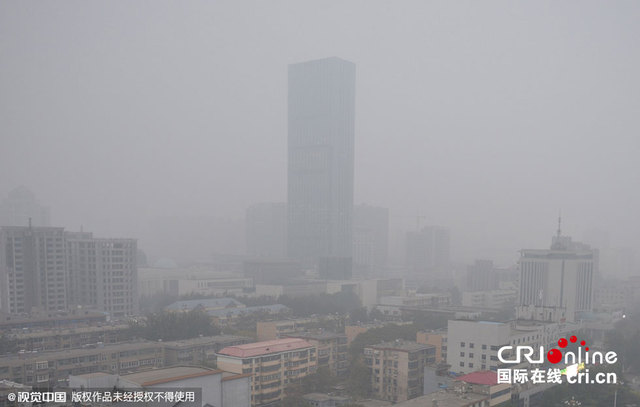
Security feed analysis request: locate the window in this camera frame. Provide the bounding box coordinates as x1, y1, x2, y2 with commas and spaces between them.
469, 343, 474, 349
469, 353, 474, 358
460, 342, 465, 348
482, 344, 487, 350
459, 362, 464, 367
460, 352, 465, 357
469, 363, 474, 368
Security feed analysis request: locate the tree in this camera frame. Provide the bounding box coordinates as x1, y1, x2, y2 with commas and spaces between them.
129, 309, 220, 341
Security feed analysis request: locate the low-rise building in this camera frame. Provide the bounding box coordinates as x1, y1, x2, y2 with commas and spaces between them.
10, 324, 131, 352
416, 330, 447, 364
286, 332, 348, 376
303, 393, 351, 407
0, 341, 164, 387
70, 366, 251, 407
216, 338, 318, 406
455, 371, 510, 406
162, 335, 251, 366
461, 289, 517, 309
364, 341, 435, 403
257, 318, 320, 341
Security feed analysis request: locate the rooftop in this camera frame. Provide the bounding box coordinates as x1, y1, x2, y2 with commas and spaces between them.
394, 390, 489, 407
367, 340, 434, 352
218, 337, 313, 358
165, 298, 245, 311
287, 331, 346, 340
161, 335, 249, 348
456, 371, 498, 386
121, 366, 221, 386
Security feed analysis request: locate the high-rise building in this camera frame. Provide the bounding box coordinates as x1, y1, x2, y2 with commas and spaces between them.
0, 226, 67, 314
245, 202, 287, 259
353, 204, 389, 277
0, 186, 50, 227
517, 220, 595, 323
66, 232, 138, 317
287, 57, 356, 280
405, 226, 450, 277
466, 259, 498, 291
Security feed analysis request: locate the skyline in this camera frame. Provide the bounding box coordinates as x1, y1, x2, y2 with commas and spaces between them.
1, 1, 639, 266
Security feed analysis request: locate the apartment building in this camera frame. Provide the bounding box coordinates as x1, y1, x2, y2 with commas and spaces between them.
162, 335, 251, 366
216, 338, 317, 406
286, 332, 348, 376
256, 318, 319, 341
0, 226, 67, 314
364, 341, 435, 403
0, 341, 164, 387
10, 324, 131, 352
66, 232, 138, 317
416, 330, 447, 364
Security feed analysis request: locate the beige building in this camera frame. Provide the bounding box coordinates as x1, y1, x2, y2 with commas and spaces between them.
364, 341, 435, 403
216, 338, 317, 406
256, 318, 320, 341
286, 332, 348, 376
416, 330, 447, 364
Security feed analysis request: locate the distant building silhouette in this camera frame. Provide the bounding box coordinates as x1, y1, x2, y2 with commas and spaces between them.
0, 186, 50, 227
287, 57, 356, 280
466, 259, 498, 291
405, 226, 450, 277
353, 204, 389, 277
245, 202, 287, 259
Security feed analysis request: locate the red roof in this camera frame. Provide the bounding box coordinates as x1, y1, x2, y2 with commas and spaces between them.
457, 371, 498, 386
217, 337, 313, 358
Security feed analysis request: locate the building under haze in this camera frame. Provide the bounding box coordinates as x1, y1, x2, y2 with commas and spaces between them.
287, 57, 356, 280
517, 222, 595, 323
0, 226, 67, 314
245, 202, 287, 259
405, 226, 450, 277
353, 204, 389, 278
66, 232, 138, 317
0, 186, 50, 227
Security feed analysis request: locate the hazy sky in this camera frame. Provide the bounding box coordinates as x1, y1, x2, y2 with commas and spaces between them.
1, 1, 639, 264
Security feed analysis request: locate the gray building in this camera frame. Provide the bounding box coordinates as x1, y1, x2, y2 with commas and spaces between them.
406, 226, 450, 277
0, 186, 50, 227
0, 226, 67, 314
517, 221, 595, 323
353, 204, 389, 278
245, 202, 287, 259
287, 57, 356, 280
66, 232, 138, 317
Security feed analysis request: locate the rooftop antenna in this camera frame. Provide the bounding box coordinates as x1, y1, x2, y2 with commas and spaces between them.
28, 217, 32, 229
556, 211, 562, 238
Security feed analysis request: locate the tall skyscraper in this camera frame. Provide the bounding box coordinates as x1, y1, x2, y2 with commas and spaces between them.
287, 57, 356, 279
0, 225, 67, 313
517, 219, 595, 323
246, 202, 287, 259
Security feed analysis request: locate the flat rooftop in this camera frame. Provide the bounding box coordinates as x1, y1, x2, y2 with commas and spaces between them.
218, 337, 313, 358
394, 390, 489, 407
367, 340, 434, 352
121, 366, 221, 386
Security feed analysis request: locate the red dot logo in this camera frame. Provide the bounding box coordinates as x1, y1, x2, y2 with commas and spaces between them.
547, 349, 563, 364
558, 338, 568, 348
580, 340, 586, 346
570, 335, 577, 343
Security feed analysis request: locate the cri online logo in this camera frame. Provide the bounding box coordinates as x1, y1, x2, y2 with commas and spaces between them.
498, 335, 618, 365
